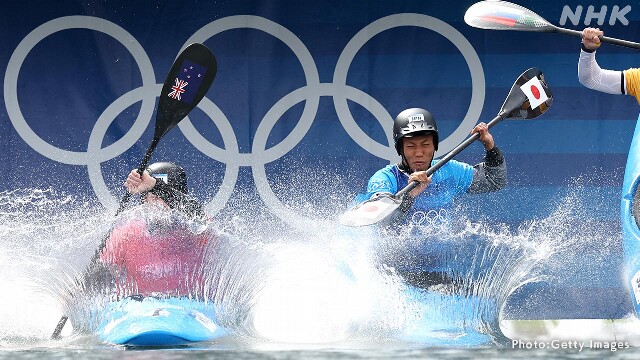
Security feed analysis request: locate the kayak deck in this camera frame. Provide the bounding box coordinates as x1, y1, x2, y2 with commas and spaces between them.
97, 296, 227, 346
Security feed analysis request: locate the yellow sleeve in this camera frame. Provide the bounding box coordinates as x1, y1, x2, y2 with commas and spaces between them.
624, 68, 640, 104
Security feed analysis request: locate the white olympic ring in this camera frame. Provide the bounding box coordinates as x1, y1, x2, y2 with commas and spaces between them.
4, 16, 157, 165
4, 14, 485, 230
333, 13, 485, 158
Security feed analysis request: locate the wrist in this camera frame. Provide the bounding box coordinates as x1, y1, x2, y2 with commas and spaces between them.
485, 146, 504, 167
147, 177, 162, 194
581, 43, 596, 53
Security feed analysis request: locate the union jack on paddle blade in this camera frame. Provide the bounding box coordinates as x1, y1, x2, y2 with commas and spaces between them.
168, 59, 207, 104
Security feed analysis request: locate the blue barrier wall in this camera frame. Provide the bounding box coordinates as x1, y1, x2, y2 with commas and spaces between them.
2, 0, 639, 319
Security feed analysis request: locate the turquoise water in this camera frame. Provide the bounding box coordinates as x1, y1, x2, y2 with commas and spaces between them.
1, 187, 639, 358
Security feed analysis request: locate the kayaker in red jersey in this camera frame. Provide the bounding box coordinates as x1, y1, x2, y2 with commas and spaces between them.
97, 162, 214, 298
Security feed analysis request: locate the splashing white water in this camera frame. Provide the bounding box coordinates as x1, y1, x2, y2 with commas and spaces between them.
0, 188, 104, 345
0, 184, 613, 348
249, 237, 409, 343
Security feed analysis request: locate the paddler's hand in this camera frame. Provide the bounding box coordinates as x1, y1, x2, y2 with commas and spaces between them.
124, 169, 157, 194
471, 122, 495, 151
581, 27, 602, 50
408, 171, 432, 198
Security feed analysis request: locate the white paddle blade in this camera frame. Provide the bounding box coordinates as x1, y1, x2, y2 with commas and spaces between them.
339, 196, 401, 227
464, 1, 553, 32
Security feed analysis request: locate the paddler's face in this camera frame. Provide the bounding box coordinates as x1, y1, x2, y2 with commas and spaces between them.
144, 192, 170, 209
402, 134, 435, 172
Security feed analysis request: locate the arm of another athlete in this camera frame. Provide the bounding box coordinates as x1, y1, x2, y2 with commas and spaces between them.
578, 27, 624, 95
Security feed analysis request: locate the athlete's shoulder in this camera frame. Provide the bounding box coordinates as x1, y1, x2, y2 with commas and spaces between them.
624, 68, 640, 104
434, 159, 472, 173
377, 163, 397, 172
370, 163, 399, 178
624, 67, 640, 79
367, 164, 400, 193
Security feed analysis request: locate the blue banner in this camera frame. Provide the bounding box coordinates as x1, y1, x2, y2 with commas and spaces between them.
2, 0, 638, 320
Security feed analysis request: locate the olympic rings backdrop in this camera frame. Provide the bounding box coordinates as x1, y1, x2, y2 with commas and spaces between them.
2, 0, 639, 319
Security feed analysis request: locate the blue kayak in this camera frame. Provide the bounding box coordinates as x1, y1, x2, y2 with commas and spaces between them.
337, 226, 502, 346
399, 285, 498, 346
622, 113, 640, 317
96, 296, 228, 346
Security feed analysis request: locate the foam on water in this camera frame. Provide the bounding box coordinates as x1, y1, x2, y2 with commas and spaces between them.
0, 188, 104, 345
247, 234, 410, 343
0, 183, 624, 349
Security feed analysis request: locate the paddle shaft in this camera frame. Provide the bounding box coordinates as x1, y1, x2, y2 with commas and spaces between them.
553, 26, 640, 50
395, 112, 506, 199
51, 315, 68, 340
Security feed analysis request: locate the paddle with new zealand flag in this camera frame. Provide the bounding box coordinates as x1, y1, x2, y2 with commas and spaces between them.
51, 43, 218, 340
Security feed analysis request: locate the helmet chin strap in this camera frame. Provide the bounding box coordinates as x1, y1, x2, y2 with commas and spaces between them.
397, 138, 412, 174
399, 153, 412, 174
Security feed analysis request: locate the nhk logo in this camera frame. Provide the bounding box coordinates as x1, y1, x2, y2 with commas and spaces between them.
559, 5, 632, 26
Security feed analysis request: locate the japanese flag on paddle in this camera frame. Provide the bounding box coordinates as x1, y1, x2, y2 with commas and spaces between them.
520, 76, 548, 109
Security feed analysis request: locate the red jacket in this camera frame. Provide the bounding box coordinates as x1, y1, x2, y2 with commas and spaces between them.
100, 218, 213, 298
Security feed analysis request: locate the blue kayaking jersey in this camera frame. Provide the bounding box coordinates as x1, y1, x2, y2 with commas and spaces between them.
357, 160, 474, 221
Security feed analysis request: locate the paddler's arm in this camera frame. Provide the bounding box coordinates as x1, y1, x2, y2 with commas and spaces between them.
467, 147, 506, 194
578, 28, 640, 104
578, 27, 626, 96
467, 122, 507, 194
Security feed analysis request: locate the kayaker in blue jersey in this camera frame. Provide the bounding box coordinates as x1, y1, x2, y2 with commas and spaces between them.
361, 107, 507, 226
359, 108, 507, 290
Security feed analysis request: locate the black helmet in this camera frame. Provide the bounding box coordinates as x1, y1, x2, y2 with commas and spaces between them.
393, 108, 438, 154
146, 162, 188, 194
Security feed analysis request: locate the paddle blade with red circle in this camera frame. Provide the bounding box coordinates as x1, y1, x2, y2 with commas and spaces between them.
339, 194, 402, 227
464, 0, 555, 32
499, 67, 553, 120
464, 1, 640, 50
